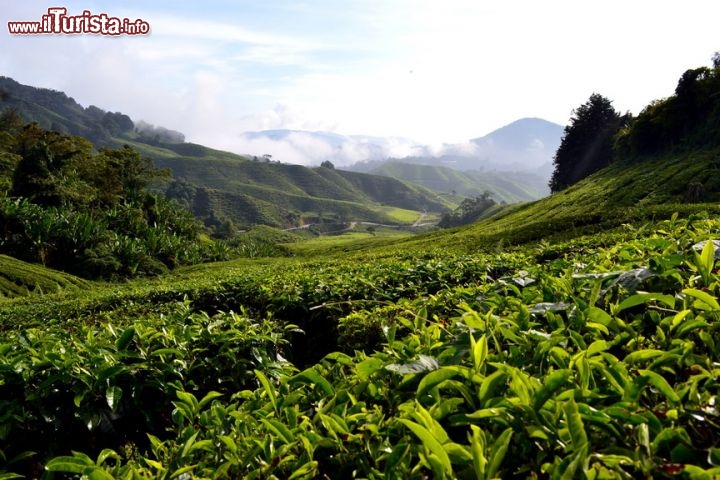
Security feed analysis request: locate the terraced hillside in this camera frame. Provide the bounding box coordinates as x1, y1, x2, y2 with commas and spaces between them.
367, 160, 548, 203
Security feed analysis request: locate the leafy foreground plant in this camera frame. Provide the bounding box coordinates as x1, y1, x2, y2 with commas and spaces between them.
3, 214, 720, 479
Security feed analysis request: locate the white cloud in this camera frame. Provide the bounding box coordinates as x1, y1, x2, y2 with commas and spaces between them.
3, 0, 720, 153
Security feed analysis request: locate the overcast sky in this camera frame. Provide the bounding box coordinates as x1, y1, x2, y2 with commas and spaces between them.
2, 0, 719, 156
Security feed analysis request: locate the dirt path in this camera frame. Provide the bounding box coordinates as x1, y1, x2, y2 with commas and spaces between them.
281, 213, 434, 232
412, 211, 427, 227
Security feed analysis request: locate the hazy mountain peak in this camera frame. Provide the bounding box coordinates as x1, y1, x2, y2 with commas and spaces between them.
472, 117, 564, 150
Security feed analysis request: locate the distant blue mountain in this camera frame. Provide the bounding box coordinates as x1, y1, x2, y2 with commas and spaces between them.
241, 118, 564, 173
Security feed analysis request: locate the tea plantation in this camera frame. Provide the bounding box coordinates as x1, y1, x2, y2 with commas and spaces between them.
2, 209, 720, 479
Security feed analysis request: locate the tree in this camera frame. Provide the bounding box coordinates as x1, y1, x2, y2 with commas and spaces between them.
438, 192, 496, 228
320, 160, 335, 169
549, 93, 625, 193
614, 58, 720, 156
10, 126, 95, 206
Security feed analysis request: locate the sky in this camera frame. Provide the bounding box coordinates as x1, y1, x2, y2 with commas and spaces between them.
2, 0, 719, 164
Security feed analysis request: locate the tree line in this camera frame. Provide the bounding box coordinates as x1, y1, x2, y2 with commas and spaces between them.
549, 53, 720, 194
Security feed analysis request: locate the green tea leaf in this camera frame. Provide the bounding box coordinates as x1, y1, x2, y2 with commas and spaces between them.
487, 427, 513, 479
115, 327, 135, 351
563, 398, 588, 452
417, 366, 464, 398
673, 318, 709, 337
624, 349, 666, 364
471, 334, 488, 372
180, 432, 199, 459
466, 407, 507, 420
701, 239, 717, 277
671, 309, 691, 327
508, 367, 533, 405
444, 442, 473, 463
255, 370, 277, 411
469, 425, 487, 478
534, 369, 571, 411
355, 357, 384, 381
261, 418, 295, 444
86, 469, 115, 480
586, 340, 608, 357
198, 391, 223, 409
288, 461, 318, 480
96, 448, 120, 466
618, 293, 675, 312
586, 307, 613, 327
683, 289, 720, 310
708, 447, 720, 466
478, 370, 507, 406
0, 473, 25, 480
176, 391, 199, 413
290, 368, 334, 396
45, 454, 94, 473
413, 401, 450, 444
638, 370, 681, 403
399, 419, 453, 477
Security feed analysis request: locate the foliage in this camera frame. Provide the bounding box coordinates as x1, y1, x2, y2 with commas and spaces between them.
615, 57, 720, 157
0, 302, 294, 477
439, 192, 497, 228
4, 57, 720, 480
0, 254, 89, 298
2, 213, 720, 478
0, 119, 230, 279
549, 93, 626, 193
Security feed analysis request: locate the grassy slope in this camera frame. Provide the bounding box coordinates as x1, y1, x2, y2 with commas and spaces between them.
0, 255, 90, 299
255, 146, 718, 257
152, 153, 453, 227
369, 160, 548, 203
110, 140, 458, 227
386, 146, 720, 253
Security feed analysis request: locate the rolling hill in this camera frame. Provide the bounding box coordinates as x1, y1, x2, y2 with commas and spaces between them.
0, 76, 452, 228
0, 254, 90, 298
364, 160, 548, 203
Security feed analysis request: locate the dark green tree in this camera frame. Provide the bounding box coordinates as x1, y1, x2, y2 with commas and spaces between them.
438, 192, 496, 228
549, 93, 625, 193
614, 56, 720, 156
10, 127, 95, 206
85, 145, 166, 205
320, 160, 335, 169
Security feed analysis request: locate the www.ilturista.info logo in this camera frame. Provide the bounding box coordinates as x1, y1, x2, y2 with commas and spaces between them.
8, 7, 150, 35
